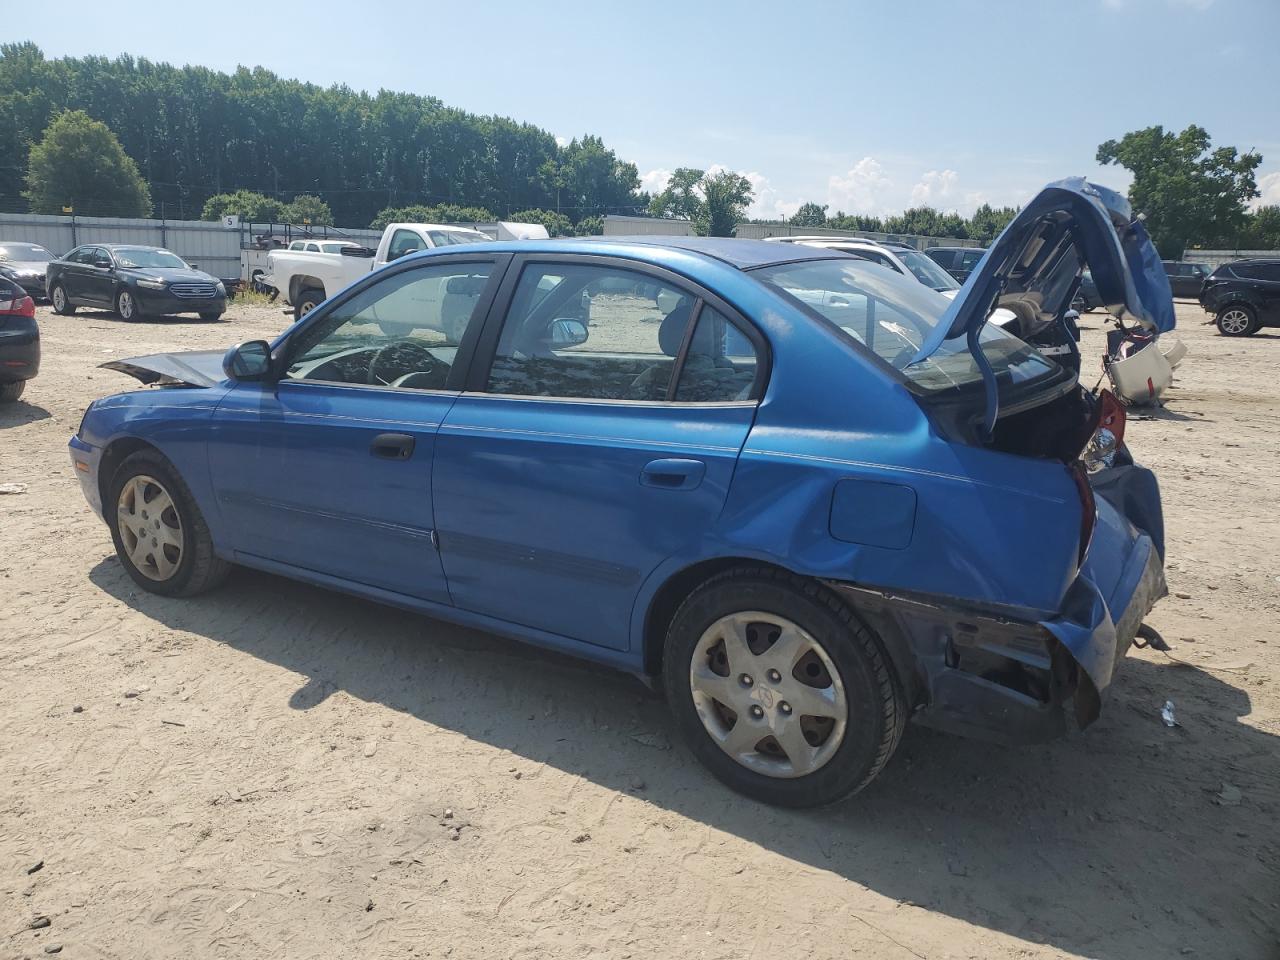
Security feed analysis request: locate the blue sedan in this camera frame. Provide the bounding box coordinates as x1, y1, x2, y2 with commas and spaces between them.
70, 179, 1173, 806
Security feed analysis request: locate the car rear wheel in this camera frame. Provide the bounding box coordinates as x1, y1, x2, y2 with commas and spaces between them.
0, 381, 25, 403
50, 283, 75, 315
294, 288, 324, 321
663, 566, 904, 807
1216, 304, 1258, 337
116, 289, 141, 322
107, 450, 231, 597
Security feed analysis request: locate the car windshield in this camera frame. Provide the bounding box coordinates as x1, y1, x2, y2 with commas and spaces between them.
895, 249, 960, 291
0, 244, 54, 262
114, 248, 187, 269
752, 258, 1057, 394
427, 229, 491, 246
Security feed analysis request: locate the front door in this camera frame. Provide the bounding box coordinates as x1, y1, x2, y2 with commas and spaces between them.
208, 256, 505, 603
433, 257, 764, 650
82, 247, 117, 306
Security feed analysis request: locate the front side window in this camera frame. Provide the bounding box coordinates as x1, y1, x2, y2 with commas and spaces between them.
485, 263, 758, 402
388, 229, 426, 259
960, 249, 985, 270
895, 249, 961, 291
285, 261, 494, 390
753, 258, 1056, 395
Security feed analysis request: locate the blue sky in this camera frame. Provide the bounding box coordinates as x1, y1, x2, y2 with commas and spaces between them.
9, 0, 1279, 219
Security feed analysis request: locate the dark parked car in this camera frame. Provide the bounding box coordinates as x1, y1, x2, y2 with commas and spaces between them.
71, 178, 1172, 807
1199, 258, 1280, 336
0, 241, 55, 300
47, 244, 226, 322
924, 245, 987, 283
1162, 260, 1210, 299
0, 276, 39, 403
1074, 269, 1103, 312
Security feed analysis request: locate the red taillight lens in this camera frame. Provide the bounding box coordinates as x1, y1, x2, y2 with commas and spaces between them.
0, 295, 35, 318
1096, 389, 1125, 448
1071, 463, 1097, 567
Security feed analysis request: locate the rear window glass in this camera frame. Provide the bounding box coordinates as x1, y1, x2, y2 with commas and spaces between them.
753, 258, 1056, 394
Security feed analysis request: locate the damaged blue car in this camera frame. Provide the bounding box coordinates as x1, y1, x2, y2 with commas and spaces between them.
70, 178, 1172, 807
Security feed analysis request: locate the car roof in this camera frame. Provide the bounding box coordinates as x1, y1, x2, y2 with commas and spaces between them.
927, 245, 985, 253
403, 235, 856, 271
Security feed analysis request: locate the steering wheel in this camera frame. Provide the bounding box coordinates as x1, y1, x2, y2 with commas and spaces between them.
367, 339, 448, 386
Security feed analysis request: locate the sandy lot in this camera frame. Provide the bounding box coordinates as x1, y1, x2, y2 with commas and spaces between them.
1, 297, 1277, 960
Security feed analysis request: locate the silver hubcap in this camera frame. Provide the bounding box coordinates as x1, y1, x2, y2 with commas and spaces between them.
1221, 309, 1249, 334
116, 475, 183, 581
119, 292, 133, 319
53, 287, 65, 310
689, 611, 847, 779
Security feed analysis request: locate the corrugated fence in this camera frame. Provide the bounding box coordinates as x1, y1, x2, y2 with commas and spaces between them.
602, 215, 979, 249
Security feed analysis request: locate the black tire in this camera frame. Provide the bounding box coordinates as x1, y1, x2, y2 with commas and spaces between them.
294, 288, 325, 321
50, 283, 75, 315
199, 312, 224, 322
116, 288, 143, 322
0, 381, 25, 403
1216, 304, 1258, 337
662, 566, 905, 807
106, 449, 231, 597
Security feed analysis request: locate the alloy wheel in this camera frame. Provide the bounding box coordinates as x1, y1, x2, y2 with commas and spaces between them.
689, 611, 848, 778
119, 291, 135, 320
116, 474, 184, 581
52, 286, 65, 311
1220, 308, 1251, 335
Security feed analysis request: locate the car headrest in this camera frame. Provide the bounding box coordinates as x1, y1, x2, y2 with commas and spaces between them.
658, 300, 713, 357
446, 275, 487, 295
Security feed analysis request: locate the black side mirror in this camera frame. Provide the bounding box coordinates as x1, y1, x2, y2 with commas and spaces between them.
547, 318, 588, 346
223, 340, 273, 381
94, 257, 112, 269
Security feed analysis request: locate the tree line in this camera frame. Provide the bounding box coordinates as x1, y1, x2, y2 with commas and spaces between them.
4, 43, 1278, 251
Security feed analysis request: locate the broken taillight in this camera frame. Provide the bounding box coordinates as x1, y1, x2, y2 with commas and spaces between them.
1082, 389, 1126, 474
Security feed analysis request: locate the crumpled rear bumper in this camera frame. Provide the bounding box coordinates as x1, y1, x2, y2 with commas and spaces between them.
826, 460, 1167, 745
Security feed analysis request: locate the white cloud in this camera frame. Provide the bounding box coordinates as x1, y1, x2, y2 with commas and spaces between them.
1255, 171, 1280, 208
910, 169, 959, 208
640, 168, 672, 195
738, 169, 801, 221
826, 157, 892, 214
554, 135, 569, 148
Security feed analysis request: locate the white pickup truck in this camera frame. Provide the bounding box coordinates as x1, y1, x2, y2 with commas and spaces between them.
263, 221, 548, 320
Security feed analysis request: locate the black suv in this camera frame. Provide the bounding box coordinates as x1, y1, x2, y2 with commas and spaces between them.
924, 246, 986, 283
1162, 260, 1210, 298
1199, 259, 1280, 336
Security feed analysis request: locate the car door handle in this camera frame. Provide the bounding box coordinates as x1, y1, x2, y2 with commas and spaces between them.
370, 432, 415, 460
640, 458, 705, 490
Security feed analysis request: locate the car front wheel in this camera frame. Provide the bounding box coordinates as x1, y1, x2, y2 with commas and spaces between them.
663, 566, 904, 807
1217, 304, 1258, 337
294, 288, 324, 321
116, 289, 141, 322
107, 450, 231, 597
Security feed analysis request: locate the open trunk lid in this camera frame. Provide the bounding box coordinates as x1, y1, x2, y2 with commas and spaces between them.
911, 177, 1175, 365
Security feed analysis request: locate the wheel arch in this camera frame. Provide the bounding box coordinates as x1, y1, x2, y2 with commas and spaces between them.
289, 275, 325, 304
97, 436, 165, 514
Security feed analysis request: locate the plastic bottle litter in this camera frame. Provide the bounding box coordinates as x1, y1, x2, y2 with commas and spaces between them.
1161, 700, 1177, 727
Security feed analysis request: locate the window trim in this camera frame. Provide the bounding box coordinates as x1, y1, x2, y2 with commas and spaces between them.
463, 252, 771, 406
271, 252, 512, 394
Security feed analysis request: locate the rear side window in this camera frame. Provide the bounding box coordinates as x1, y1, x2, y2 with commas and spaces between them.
1230, 263, 1280, 281
960, 249, 985, 270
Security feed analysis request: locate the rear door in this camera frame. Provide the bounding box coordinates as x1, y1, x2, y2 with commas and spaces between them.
433, 255, 765, 650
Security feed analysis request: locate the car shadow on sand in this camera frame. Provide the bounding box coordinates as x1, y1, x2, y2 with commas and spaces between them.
67, 308, 224, 325
0, 398, 52, 428
88, 559, 1279, 959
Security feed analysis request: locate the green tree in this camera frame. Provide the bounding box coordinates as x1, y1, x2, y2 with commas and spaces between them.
965, 203, 1018, 246
281, 194, 333, 225
648, 167, 754, 236
508, 208, 574, 237
882, 207, 967, 239
1097, 125, 1261, 258
572, 215, 604, 237
789, 202, 828, 228
201, 189, 284, 222
1239, 205, 1280, 250
827, 211, 884, 232
368, 203, 496, 230
24, 109, 151, 216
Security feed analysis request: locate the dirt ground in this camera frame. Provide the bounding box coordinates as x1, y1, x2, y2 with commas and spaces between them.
1, 296, 1277, 960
